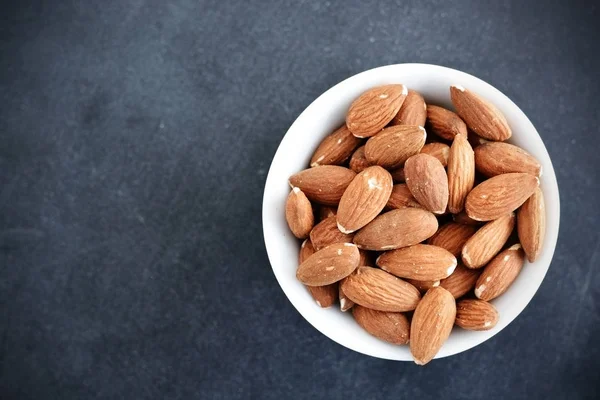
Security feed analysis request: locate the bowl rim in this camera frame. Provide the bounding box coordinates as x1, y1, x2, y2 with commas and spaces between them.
262, 63, 560, 361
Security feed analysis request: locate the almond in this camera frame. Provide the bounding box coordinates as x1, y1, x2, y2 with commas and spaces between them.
297, 242, 360, 286
462, 213, 515, 269
341, 267, 421, 312
467, 129, 487, 149
310, 125, 362, 167
410, 287, 456, 365
289, 166, 356, 206
318, 205, 337, 221
310, 215, 355, 251
390, 89, 427, 127
405, 278, 441, 293
447, 134, 475, 213
353, 208, 438, 251
474, 142, 542, 177
377, 244, 457, 281
517, 187, 546, 262
428, 222, 477, 257
337, 166, 393, 233
390, 167, 405, 183
339, 282, 355, 312
285, 188, 315, 239
364, 125, 426, 169
439, 263, 481, 299
385, 184, 423, 210
426, 105, 467, 141
299, 239, 338, 307
450, 85, 511, 141
455, 299, 499, 330
404, 153, 449, 214
420, 142, 450, 167
475, 244, 525, 301
346, 84, 408, 138
452, 211, 482, 226
349, 146, 370, 173
353, 305, 410, 345
465, 173, 539, 221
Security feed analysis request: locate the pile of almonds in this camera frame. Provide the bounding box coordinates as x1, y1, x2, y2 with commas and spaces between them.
285, 83, 545, 365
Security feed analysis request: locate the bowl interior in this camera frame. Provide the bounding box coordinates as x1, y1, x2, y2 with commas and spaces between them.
262, 64, 560, 361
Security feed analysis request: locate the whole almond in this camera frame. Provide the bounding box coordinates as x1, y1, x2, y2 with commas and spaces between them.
404, 154, 449, 214
341, 267, 421, 312
289, 166, 356, 206
318, 205, 337, 221
349, 146, 371, 173
364, 125, 426, 169
297, 243, 360, 286
410, 287, 456, 365
385, 184, 423, 210
390, 167, 405, 183
346, 84, 408, 138
447, 134, 475, 213
310, 215, 355, 251
285, 188, 314, 239
405, 278, 440, 293
339, 282, 355, 312
439, 263, 481, 299
428, 222, 477, 257
452, 211, 482, 226
299, 239, 338, 307
337, 166, 393, 233
390, 89, 427, 127
465, 173, 539, 221
462, 213, 515, 269
474, 142, 542, 177
310, 125, 362, 167
450, 85, 512, 141
377, 244, 457, 281
517, 187, 546, 262
353, 208, 438, 251
353, 305, 410, 345
475, 244, 525, 301
455, 299, 499, 330
426, 104, 467, 141
420, 142, 450, 167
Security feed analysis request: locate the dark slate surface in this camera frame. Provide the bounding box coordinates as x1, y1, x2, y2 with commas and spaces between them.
1, 0, 599, 399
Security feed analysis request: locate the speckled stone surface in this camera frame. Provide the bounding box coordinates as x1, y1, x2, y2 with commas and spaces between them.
1, 0, 598, 399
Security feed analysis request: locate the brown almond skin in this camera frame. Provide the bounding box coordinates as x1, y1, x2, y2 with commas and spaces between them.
353, 208, 438, 251
428, 222, 477, 257
405, 278, 441, 293
339, 282, 355, 312
299, 239, 337, 307
285, 188, 314, 239
364, 125, 426, 169
337, 166, 393, 233
390, 167, 405, 183
474, 142, 542, 177
299, 238, 316, 264
353, 305, 410, 345
455, 299, 499, 330
310, 125, 362, 167
475, 244, 525, 301
377, 244, 458, 281
318, 205, 337, 221
310, 215, 355, 251
518, 187, 546, 262
440, 264, 481, 299
341, 267, 421, 312
385, 184, 423, 210
462, 213, 515, 269
404, 153, 449, 214
426, 105, 467, 141
465, 173, 539, 221
390, 89, 427, 127
447, 134, 475, 214
410, 287, 456, 365
346, 85, 407, 138
349, 146, 370, 174
297, 243, 360, 286
453, 211, 482, 226
289, 166, 356, 206
450, 85, 511, 141
420, 142, 450, 167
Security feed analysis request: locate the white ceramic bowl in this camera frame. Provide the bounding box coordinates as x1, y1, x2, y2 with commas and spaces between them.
262, 64, 560, 361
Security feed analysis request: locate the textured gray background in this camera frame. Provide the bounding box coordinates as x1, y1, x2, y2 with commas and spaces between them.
1, 0, 599, 399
